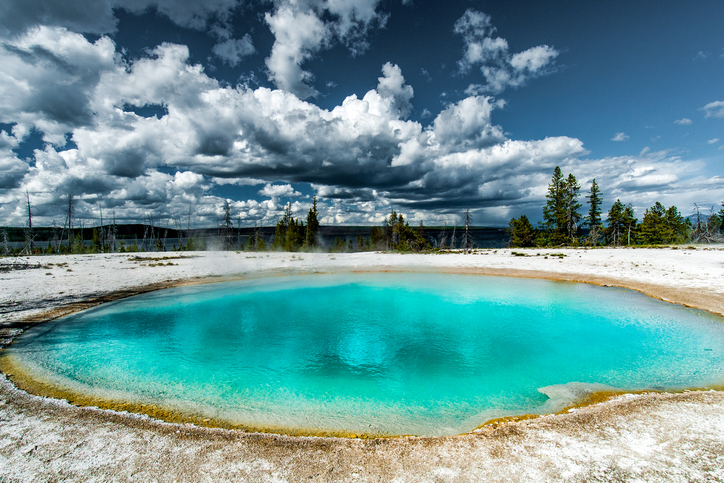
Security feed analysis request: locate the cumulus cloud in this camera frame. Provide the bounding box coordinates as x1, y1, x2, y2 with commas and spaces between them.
212, 34, 255, 66
375, 62, 414, 119
702, 100, 724, 118
454, 9, 558, 94
0, 26, 118, 142
0, 132, 29, 190
708, 138, 720, 144
264, 0, 386, 98
0, 25, 720, 228
611, 132, 629, 142
264, 4, 329, 98
675, 118, 693, 125
258, 183, 301, 198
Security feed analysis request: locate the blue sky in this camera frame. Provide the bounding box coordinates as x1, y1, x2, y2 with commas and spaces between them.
0, 0, 722, 227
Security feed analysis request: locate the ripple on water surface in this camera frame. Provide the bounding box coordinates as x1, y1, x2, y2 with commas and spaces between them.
5, 273, 724, 436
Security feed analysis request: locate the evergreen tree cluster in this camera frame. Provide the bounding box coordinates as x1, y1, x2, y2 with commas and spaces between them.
539, 166, 582, 245
508, 166, 722, 247
381, 210, 429, 251
270, 197, 321, 252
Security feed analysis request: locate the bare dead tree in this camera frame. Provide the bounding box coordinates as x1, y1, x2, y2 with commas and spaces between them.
1, 229, 9, 256
438, 222, 448, 249
171, 212, 183, 250
106, 210, 118, 253
61, 193, 74, 251
22, 189, 34, 255
142, 218, 149, 252
237, 214, 243, 249
220, 200, 233, 250
450, 225, 457, 250
460, 207, 474, 254
691, 204, 724, 244
99, 204, 105, 253
51, 220, 60, 253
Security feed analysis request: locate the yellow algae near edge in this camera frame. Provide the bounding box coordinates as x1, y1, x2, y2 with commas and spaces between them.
473, 385, 724, 432
0, 351, 392, 439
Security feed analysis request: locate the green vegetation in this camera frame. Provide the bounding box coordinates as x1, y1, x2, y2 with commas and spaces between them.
586, 179, 603, 245
508, 215, 537, 248
538, 167, 582, 246
638, 202, 689, 245
605, 199, 637, 246
268, 197, 321, 252
509, 166, 723, 248
8, 177, 723, 257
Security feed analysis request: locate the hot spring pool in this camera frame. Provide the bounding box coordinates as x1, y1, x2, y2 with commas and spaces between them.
4, 273, 724, 437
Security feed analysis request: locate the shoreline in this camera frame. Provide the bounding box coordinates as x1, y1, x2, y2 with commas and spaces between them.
1, 249, 724, 481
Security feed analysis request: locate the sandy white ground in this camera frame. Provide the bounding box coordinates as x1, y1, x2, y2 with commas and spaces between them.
1, 248, 724, 482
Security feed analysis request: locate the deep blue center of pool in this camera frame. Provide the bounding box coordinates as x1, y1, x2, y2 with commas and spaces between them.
8, 273, 724, 436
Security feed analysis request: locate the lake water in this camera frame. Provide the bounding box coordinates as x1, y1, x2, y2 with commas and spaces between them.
6, 273, 724, 436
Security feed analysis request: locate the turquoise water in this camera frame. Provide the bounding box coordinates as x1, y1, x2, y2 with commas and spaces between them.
7, 273, 724, 436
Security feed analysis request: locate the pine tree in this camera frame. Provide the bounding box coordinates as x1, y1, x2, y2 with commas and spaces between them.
388, 210, 398, 249
508, 215, 537, 247
622, 203, 637, 245
639, 202, 667, 244
638, 202, 690, 245
91, 228, 102, 253
542, 166, 568, 245
414, 220, 428, 251
304, 196, 320, 249
586, 179, 603, 245
370, 226, 383, 250
284, 217, 304, 251
564, 173, 582, 243
272, 203, 292, 250
606, 200, 637, 245
664, 205, 689, 243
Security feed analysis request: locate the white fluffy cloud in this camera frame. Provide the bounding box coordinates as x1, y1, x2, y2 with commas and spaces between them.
455, 9, 559, 94
375, 62, 414, 119
264, 0, 386, 98
611, 132, 629, 142
259, 183, 301, 198
0, 24, 720, 228
212, 34, 255, 66
675, 118, 693, 125
0, 26, 118, 143
702, 100, 724, 118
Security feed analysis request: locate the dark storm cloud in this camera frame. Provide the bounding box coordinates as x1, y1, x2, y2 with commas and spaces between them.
2, 43, 100, 127
104, 148, 148, 178
0, 0, 117, 37
0, 0, 240, 37
0, 159, 28, 189
196, 135, 234, 157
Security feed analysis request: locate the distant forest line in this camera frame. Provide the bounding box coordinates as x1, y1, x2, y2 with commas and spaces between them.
3, 171, 724, 256
0, 224, 508, 253
508, 166, 724, 248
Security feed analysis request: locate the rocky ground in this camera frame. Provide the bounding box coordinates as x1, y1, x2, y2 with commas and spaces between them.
1, 248, 723, 482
